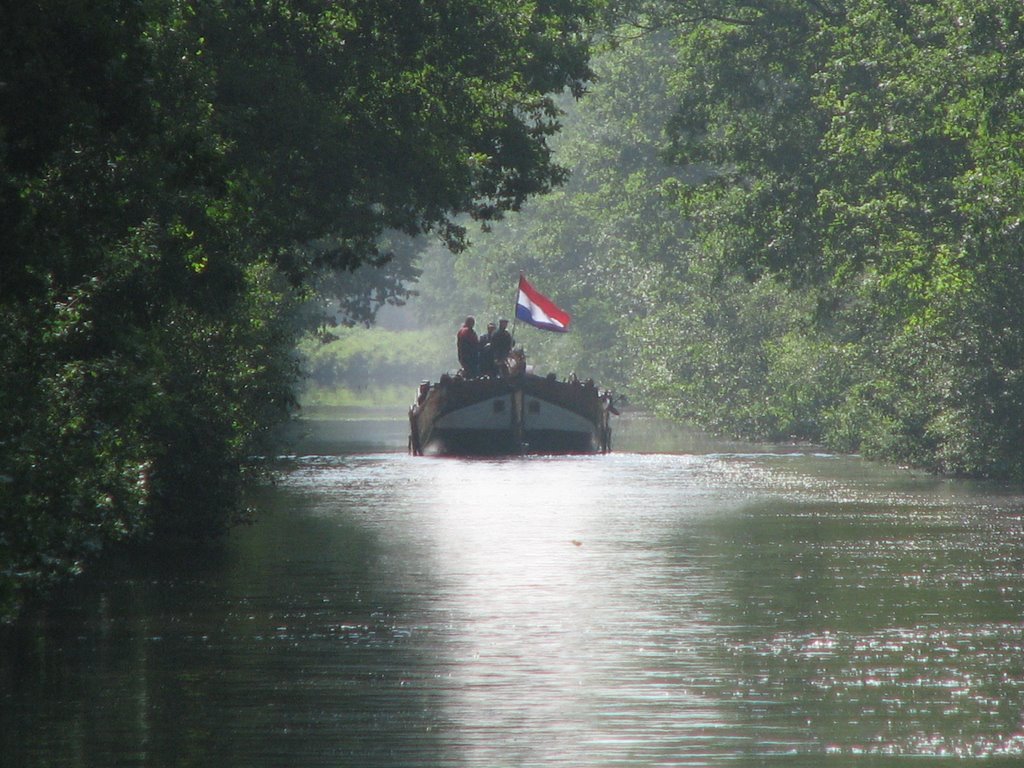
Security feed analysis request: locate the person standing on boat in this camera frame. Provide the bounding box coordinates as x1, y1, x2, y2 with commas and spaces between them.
490, 318, 514, 375
456, 316, 480, 377
478, 321, 497, 376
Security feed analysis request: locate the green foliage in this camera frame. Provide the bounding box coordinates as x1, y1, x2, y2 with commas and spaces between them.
416, 0, 1024, 482
11, 0, 1024, 623
630, 0, 1024, 477
0, 0, 601, 620
299, 326, 449, 397
410, 29, 690, 388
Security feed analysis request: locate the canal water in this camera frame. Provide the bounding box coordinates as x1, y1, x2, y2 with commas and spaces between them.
3, 415, 1024, 767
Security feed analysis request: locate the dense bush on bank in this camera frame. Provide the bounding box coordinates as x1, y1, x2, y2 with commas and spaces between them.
0, 0, 600, 622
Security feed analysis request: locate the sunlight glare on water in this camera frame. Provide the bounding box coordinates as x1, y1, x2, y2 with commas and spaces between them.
285, 452, 751, 766
400, 455, 729, 766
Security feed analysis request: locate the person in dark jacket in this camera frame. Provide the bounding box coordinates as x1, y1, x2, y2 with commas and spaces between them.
478, 321, 497, 376
490, 318, 513, 375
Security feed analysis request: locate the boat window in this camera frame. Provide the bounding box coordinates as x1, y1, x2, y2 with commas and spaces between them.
492, 399, 505, 413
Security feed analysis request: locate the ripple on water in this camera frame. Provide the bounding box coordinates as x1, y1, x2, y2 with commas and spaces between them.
5, 448, 1024, 767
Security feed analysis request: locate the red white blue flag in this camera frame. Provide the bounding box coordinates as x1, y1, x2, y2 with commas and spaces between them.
515, 274, 571, 333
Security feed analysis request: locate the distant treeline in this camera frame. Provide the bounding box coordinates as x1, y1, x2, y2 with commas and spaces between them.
0, 0, 599, 620
422, 0, 1024, 481
299, 327, 449, 406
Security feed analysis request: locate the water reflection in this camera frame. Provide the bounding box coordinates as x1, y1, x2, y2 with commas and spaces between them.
3, 434, 1024, 766
390, 455, 730, 765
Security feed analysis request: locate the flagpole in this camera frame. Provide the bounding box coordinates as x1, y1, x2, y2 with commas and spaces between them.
511, 271, 523, 340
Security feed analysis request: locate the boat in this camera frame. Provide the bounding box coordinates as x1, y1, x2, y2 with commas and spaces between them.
409, 350, 617, 456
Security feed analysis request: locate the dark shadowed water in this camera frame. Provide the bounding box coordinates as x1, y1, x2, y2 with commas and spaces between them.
3, 414, 1024, 767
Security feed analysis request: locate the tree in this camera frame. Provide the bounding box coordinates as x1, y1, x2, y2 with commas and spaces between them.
646, 0, 1024, 473
0, 0, 601, 619
445, 0, 1024, 475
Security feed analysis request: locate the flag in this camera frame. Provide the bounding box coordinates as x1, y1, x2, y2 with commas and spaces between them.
515, 274, 571, 332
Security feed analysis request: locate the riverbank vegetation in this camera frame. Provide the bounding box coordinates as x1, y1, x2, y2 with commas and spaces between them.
7, 0, 1024, 622
403, 0, 1024, 481
298, 326, 447, 407
0, 0, 599, 620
